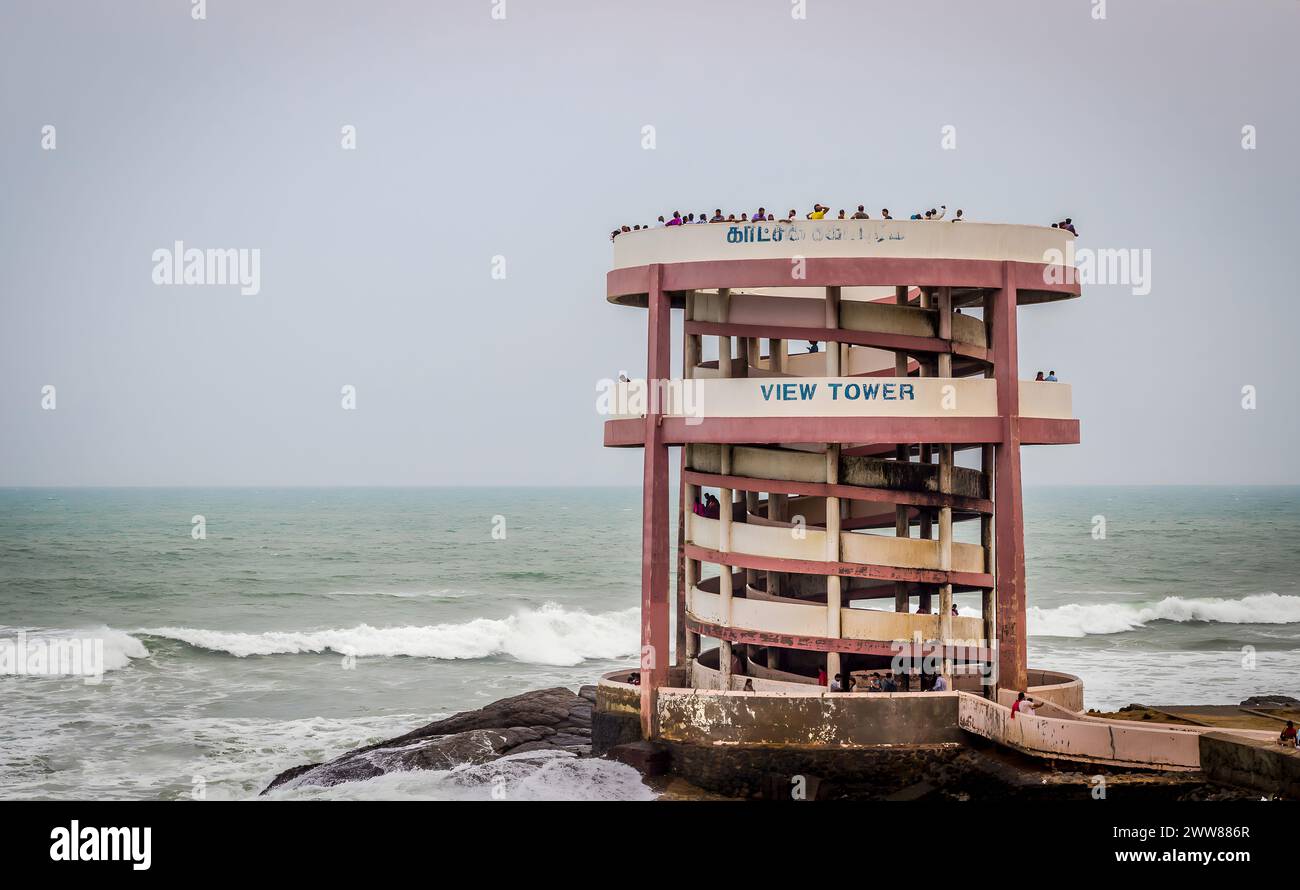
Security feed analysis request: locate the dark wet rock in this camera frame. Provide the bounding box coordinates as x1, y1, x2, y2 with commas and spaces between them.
1241, 694, 1300, 708
263, 686, 593, 793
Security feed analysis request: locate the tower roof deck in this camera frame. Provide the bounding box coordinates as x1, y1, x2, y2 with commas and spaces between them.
608, 219, 1080, 307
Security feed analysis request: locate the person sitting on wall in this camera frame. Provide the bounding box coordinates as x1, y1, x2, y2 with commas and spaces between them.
932, 674, 949, 692
817, 668, 828, 686
1046, 370, 1058, 382
710, 209, 725, 223
1035, 371, 1045, 381
951, 604, 959, 616
836, 209, 847, 220
807, 340, 820, 353
852, 205, 870, 219
806, 204, 827, 220
880, 208, 892, 219
627, 672, 640, 686
951, 209, 964, 222
1011, 691, 1039, 718
743, 679, 755, 692
910, 212, 924, 220
1280, 720, 1297, 747
830, 673, 845, 692
666, 211, 683, 226
696, 211, 708, 224
1060, 218, 1078, 235
880, 674, 898, 693
931, 205, 946, 220
916, 604, 931, 615
753, 206, 767, 222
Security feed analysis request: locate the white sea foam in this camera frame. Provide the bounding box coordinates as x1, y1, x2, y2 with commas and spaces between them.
138, 602, 640, 666
324, 588, 473, 600
0, 625, 149, 676
264, 748, 655, 801
1029, 593, 1300, 638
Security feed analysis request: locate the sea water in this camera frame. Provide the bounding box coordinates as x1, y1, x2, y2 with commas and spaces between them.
0, 486, 1295, 800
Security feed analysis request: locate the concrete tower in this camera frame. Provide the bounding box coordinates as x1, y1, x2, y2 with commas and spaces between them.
600, 217, 1080, 739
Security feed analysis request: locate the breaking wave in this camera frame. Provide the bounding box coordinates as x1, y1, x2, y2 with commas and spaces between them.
0, 625, 150, 676
1029, 593, 1300, 638
138, 602, 639, 666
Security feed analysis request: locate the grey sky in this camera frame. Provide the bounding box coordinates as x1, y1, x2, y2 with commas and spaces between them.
2, 0, 1296, 486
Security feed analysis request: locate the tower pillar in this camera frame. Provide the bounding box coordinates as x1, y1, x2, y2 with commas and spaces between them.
639, 265, 671, 737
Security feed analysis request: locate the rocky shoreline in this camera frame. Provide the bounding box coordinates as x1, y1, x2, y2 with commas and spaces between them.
263, 686, 1284, 800
263, 686, 597, 794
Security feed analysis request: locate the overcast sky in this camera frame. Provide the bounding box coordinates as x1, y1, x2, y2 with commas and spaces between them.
1, 0, 1296, 486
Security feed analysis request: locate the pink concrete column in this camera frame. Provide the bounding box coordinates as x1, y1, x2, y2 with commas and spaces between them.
893, 285, 911, 613
980, 443, 996, 698
640, 264, 671, 737
990, 263, 1027, 694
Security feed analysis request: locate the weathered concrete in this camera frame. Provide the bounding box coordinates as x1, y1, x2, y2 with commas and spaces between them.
840, 453, 985, 499
656, 688, 964, 748
607, 741, 671, 777
961, 692, 1202, 769
592, 675, 1270, 799
663, 740, 966, 799
1199, 732, 1300, 799
687, 444, 986, 498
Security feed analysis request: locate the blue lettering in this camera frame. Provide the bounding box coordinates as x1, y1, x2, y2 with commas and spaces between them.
862, 384, 880, 399
900, 383, 915, 400
799, 382, 817, 399
828, 383, 842, 399
781, 383, 796, 400
760, 384, 774, 401
883, 383, 896, 400
845, 383, 861, 399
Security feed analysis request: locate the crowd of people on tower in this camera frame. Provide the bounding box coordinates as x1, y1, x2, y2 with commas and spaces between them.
609, 202, 972, 240
609, 206, 1080, 240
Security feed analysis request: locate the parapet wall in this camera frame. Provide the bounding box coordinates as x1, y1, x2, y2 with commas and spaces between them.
960, 693, 1202, 769
656, 687, 965, 748
595, 671, 1277, 778
1198, 732, 1300, 798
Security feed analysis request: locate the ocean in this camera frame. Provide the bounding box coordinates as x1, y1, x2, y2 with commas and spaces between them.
1, 486, 1296, 800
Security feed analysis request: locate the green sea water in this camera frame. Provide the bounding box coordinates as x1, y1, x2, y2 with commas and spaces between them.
0, 485, 1296, 799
